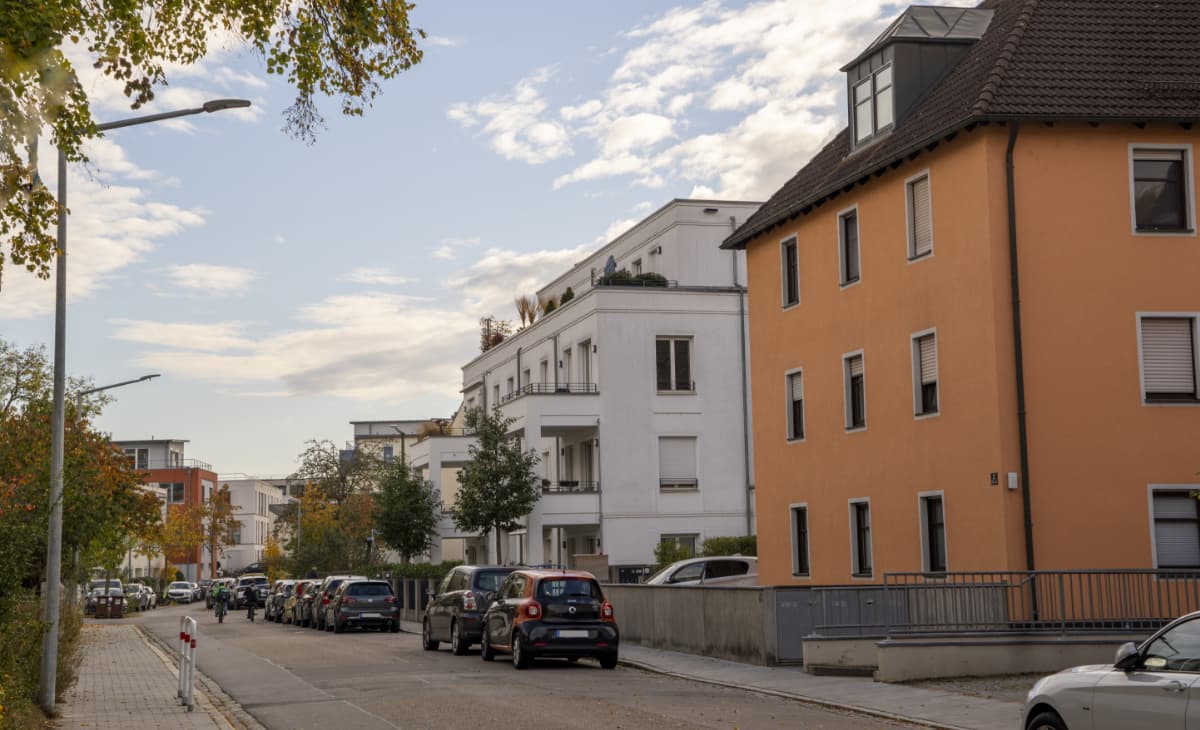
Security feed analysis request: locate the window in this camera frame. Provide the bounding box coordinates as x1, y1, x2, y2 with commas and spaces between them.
786, 370, 804, 441
781, 237, 799, 307
578, 341, 592, 385
579, 442, 593, 483
522, 369, 530, 389
791, 505, 810, 577
1143, 617, 1200, 671
124, 448, 149, 470
658, 436, 698, 491
492, 384, 499, 405
563, 349, 573, 384
382, 446, 394, 463
1132, 147, 1192, 233
839, 210, 860, 286
913, 332, 939, 416
539, 360, 548, 384
844, 353, 866, 429
706, 560, 750, 579
907, 173, 933, 259
632, 259, 643, 275
506, 377, 514, 396
850, 501, 873, 577
1141, 316, 1198, 402
661, 534, 699, 559
921, 494, 947, 573
655, 337, 693, 392
1153, 491, 1200, 568
561, 445, 574, 483
853, 64, 894, 143
166, 483, 185, 504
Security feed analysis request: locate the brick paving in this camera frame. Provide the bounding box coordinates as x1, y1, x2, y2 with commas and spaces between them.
56, 622, 233, 729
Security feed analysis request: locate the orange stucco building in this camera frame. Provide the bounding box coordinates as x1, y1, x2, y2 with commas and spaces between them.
725, 1, 1200, 586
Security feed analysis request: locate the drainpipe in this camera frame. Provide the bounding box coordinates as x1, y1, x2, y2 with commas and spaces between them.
516, 347, 522, 391
552, 334, 559, 389
594, 433, 604, 576
732, 216, 754, 536
1006, 123, 1038, 586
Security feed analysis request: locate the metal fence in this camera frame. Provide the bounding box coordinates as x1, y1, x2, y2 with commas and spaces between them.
810, 570, 1200, 637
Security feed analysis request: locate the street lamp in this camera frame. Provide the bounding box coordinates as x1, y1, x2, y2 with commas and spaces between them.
39, 99, 250, 713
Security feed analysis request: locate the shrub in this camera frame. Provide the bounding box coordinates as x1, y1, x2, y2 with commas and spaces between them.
376, 561, 463, 580
633, 272, 668, 287
560, 286, 575, 304
0, 591, 81, 727
542, 299, 557, 315
701, 535, 757, 557
653, 541, 693, 570
596, 269, 634, 286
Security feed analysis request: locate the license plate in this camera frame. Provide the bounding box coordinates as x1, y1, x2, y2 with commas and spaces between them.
557, 629, 588, 638
361, 612, 381, 618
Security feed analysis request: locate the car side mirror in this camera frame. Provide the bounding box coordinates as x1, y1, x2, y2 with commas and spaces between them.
1114, 642, 1141, 670
483, 591, 497, 603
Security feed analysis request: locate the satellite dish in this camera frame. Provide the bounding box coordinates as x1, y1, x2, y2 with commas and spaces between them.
603, 255, 617, 275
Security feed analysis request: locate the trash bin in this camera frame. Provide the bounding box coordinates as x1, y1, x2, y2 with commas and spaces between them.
95, 595, 110, 619
110, 594, 125, 619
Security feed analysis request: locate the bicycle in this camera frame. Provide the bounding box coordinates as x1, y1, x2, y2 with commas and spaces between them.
215, 596, 227, 624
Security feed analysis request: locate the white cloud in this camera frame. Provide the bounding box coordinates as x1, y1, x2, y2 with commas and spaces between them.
166, 263, 256, 294
338, 267, 413, 286
447, 68, 572, 164
561, 100, 603, 121
602, 113, 674, 155
425, 35, 463, 47
110, 319, 255, 352
430, 236, 480, 261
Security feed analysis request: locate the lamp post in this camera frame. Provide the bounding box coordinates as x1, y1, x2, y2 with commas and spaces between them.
39, 99, 249, 713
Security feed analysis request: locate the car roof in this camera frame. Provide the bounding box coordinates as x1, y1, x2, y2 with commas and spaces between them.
513, 569, 598, 581
670, 556, 757, 568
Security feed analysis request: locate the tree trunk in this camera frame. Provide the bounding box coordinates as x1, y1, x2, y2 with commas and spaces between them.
494, 525, 503, 565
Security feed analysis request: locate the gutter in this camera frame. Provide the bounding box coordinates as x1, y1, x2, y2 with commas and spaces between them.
1006, 123, 1037, 583
732, 216, 754, 536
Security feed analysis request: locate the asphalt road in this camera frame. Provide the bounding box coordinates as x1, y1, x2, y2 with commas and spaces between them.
136, 602, 911, 730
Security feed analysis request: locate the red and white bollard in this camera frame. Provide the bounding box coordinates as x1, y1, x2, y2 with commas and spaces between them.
178, 616, 198, 711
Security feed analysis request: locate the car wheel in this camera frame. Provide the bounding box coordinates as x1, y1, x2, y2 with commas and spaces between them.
450, 621, 468, 656
1026, 711, 1067, 730
599, 653, 618, 670
334, 616, 344, 634
512, 633, 531, 670
389, 622, 400, 634
480, 634, 495, 662
422, 618, 440, 651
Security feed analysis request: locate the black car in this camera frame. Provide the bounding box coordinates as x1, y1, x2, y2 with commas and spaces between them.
326, 580, 401, 633
423, 565, 516, 655
474, 569, 618, 670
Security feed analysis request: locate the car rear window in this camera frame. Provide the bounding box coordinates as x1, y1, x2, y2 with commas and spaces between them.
473, 570, 511, 593
537, 578, 601, 601
326, 579, 344, 593
169, 582, 190, 590
347, 583, 392, 596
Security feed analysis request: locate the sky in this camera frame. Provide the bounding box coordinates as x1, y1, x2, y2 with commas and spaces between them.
0, 1, 966, 477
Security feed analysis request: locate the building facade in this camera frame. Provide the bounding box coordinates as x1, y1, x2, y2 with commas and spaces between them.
726, 1, 1200, 585
414, 199, 761, 576
220, 478, 287, 573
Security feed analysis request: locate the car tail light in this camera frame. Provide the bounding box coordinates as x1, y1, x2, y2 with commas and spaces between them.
385, 595, 397, 604
342, 596, 354, 606
463, 591, 477, 611
321, 594, 330, 605
602, 601, 615, 623
515, 600, 542, 626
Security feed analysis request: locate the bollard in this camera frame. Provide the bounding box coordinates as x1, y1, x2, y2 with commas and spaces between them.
179, 616, 198, 711
177, 617, 188, 699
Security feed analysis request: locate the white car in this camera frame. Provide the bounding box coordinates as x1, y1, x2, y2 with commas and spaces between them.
645, 556, 758, 586
1024, 610, 1200, 730
166, 581, 194, 603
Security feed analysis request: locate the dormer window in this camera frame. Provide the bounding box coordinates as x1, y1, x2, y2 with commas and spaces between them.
854, 65, 894, 143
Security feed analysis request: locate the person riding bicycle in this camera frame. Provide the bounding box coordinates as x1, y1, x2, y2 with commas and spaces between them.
245, 583, 258, 622
212, 582, 230, 621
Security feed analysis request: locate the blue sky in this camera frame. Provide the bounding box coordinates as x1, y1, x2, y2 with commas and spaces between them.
0, 1, 950, 476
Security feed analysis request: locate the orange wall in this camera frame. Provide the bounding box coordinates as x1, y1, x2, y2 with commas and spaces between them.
149, 467, 216, 569
746, 122, 1200, 586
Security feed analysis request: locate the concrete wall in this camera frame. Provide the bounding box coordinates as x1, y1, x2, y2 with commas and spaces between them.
604, 584, 776, 665
874, 634, 1141, 682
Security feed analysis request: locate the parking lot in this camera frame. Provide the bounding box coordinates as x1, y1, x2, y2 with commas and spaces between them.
135, 602, 910, 729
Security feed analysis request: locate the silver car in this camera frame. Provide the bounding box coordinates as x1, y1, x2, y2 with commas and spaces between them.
645, 556, 758, 586
1024, 610, 1200, 730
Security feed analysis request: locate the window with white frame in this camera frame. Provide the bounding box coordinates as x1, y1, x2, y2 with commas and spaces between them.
506, 377, 514, 396
1132, 147, 1193, 233
660, 533, 699, 558
1140, 316, 1198, 402
853, 65, 894, 143
907, 173, 933, 259
658, 436, 698, 491
781, 237, 799, 307
579, 442, 593, 485
1152, 490, 1200, 568
844, 353, 866, 429
655, 337, 693, 392
493, 384, 500, 405
920, 494, 947, 573
166, 483, 185, 504
578, 341, 592, 386
839, 210, 861, 285
539, 360, 549, 384
850, 500, 872, 577
522, 369, 530, 390
786, 370, 804, 441
913, 332, 939, 416
791, 505, 810, 576
561, 445, 575, 484
632, 259, 643, 275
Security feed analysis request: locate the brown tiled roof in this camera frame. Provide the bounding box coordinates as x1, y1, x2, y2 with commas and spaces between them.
724, 0, 1200, 249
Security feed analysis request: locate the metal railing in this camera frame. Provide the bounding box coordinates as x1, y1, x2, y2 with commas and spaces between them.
414, 427, 470, 442
133, 458, 213, 471
594, 277, 679, 288
177, 615, 198, 711
542, 480, 599, 494
501, 382, 599, 403
809, 570, 1200, 637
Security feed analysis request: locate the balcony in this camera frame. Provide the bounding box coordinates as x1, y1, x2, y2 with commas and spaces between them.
498, 382, 600, 439
537, 482, 600, 526
541, 480, 599, 494
501, 382, 598, 403
133, 458, 212, 471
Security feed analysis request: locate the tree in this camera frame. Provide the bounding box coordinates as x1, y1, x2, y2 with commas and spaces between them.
1, 1, 425, 287
374, 460, 440, 563
263, 534, 286, 582
159, 504, 204, 575
200, 485, 241, 579
478, 317, 513, 353
0, 339, 111, 422
453, 408, 540, 564
291, 440, 378, 507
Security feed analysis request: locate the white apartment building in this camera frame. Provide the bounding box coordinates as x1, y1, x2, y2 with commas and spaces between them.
412, 199, 760, 577
220, 478, 287, 573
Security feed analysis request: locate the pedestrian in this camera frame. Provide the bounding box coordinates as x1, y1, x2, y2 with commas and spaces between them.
306, 566, 318, 579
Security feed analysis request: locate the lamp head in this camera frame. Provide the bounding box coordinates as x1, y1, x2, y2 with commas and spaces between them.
202, 99, 252, 113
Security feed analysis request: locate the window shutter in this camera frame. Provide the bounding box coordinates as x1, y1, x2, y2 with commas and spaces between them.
790, 372, 804, 400
911, 176, 933, 257
848, 355, 864, 377
1142, 318, 1195, 394
1137, 149, 1184, 162
658, 437, 697, 486
1154, 493, 1200, 567
919, 335, 938, 384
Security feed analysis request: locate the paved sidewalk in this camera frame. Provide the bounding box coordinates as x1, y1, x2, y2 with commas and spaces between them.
56, 622, 233, 729
400, 619, 1019, 730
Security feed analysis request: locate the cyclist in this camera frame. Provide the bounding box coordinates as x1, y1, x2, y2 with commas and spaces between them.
213, 582, 230, 623
245, 583, 258, 622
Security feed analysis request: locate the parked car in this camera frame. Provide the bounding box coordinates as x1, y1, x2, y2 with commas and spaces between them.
644, 556, 758, 587
237, 562, 267, 577
198, 578, 213, 600
1024, 610, 1200, 730
86, 579, 123, 613
235, 574, 270, 608
124, 582, 152, 611
326, 579, 400, 633
166, 581, 194, 603
267, 579, 296, 622
206, 578, 236, 608
295, 580, 321, 627
471, 569, 618, 670
312, 575, 366, 631
424, 565, 517, 654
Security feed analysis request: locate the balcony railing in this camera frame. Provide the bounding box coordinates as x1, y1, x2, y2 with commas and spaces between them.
414, 427, 471, 443
131, 458, 212, 471
501, 382, 598, 403
541, 480, 599, 494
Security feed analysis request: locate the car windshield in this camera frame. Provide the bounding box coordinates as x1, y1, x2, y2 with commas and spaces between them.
537, 578, 600, 601
347, 583, 391, 596
169, 582, 190, 590
473, 571, 510, 592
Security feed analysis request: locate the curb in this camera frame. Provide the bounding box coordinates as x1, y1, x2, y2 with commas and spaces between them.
615, 656, 969, 730
136, 624, 267, 730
